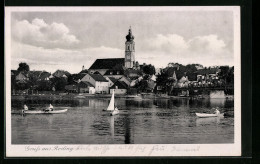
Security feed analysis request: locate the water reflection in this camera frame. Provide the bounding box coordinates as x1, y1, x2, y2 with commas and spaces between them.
196, 117, 221, 126
12, 97, 234, 144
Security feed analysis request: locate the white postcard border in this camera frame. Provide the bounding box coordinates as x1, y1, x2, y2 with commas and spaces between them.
5, 6, 241, 157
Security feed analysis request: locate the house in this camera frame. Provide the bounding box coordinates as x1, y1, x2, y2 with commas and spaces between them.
38, 72, 51, 81
26, 71, 51, 82
67, 73, 85, 84
166, 71, 178, 87
146, 75, 157, 92
118, 76, 131, 87
78, 81, 95, 94
65, 81, 78, 93
130, 76, 143, 87
104, 76, 117, 87
125, 69, 142, 80
186, 73, 198, 87
15, 72, 29, 81
177, 76, 189, 88
196, 68, 220, 81
52, 70, 71, 78
110, 81, 128, 94
81, 73, 109, 94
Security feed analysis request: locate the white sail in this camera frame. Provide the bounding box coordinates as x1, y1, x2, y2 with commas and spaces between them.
107, 90, 115, 111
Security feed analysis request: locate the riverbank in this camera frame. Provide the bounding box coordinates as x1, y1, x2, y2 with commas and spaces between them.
11, 93, 234, 100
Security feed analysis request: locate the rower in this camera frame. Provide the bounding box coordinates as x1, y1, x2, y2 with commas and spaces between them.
24, 104, 28, 111
49, 104, 54, 111
215, 107, 220, 114
45, 104, 54, 112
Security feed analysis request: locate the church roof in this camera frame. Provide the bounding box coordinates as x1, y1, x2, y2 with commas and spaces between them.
104, 69, 125, 76
89, 58, 125, 70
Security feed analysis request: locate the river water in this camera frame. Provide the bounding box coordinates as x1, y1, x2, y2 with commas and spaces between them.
11, 97, 234, 144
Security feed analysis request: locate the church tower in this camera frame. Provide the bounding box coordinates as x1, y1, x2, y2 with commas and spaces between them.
125, 27, 135, 69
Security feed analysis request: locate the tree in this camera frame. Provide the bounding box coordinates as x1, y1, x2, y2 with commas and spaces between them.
219, 66, 230, 85
226, 66, 234, 85
185, 64, 199, 73
155, 70, 168, 93
142, 64, 155, 75
50, 77, 67, 91
37, 80, 52, 91
17, 62, 30, 72
135, 79, 148, 92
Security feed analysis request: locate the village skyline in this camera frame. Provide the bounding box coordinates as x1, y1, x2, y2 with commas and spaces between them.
11, 10, 234, 74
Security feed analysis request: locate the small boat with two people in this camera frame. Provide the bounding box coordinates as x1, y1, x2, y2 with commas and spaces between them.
21, 104, 68, 114
195, 107, 224, 118
103, 90, 119, 116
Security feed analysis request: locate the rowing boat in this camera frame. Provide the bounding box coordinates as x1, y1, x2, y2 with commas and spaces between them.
195, 113, 224, 118
22, 109, 68, 114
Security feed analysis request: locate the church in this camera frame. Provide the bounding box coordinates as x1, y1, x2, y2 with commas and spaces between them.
88, 27, 140, 77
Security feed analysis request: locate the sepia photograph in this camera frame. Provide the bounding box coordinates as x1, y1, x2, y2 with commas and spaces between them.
5, 6, 241, 157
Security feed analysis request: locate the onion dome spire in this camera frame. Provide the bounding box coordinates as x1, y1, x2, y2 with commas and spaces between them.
126, 26, 134, 41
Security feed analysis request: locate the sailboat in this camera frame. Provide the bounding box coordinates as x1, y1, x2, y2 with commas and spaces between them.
105, 90, 119, 116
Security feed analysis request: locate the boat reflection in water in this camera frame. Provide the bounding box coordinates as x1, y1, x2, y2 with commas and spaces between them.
196, 117, 221, 127
110, 115, 114, 139
11, 97, 234, 144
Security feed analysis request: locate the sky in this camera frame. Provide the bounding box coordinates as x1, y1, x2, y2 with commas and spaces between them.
10, 9, 234, 73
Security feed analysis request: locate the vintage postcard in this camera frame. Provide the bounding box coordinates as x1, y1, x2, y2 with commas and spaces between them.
5, 6, 241, 157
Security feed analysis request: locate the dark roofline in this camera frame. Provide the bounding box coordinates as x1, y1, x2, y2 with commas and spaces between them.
80, 81, 94, 87
110, 80, 128, 89
88, 74, 108, 82
107, 76, 118, 83
89, 58, 125, 70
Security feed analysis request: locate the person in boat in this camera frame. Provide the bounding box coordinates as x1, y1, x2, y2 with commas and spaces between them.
24, 104, 28, 111
214, 107, 220, 114
22, 104, 29, 113
45, 104, 54, 112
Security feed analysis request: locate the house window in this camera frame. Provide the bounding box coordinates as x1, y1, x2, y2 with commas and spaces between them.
128, 46, 130, 50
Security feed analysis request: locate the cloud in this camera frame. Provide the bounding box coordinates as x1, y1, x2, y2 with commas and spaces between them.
11, 41, 122, 73
12, 18, 79, 49
11, 30, 233, 73
147, 34, 188, 52
136, 33, 232, 67
188, 35, 226, 52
